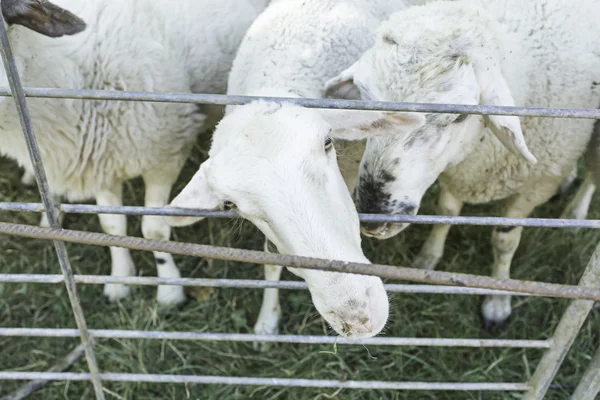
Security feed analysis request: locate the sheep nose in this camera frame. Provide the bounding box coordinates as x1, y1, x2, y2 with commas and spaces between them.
341, 318, 374, 338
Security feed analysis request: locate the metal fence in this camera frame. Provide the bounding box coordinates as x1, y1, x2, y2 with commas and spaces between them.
0, 13, 599, 400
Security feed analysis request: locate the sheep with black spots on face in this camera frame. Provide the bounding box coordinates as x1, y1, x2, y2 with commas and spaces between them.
325, 0, 600, 329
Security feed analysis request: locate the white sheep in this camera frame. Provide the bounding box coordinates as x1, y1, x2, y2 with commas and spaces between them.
165, 0, 428, 341
0, 0, 270, 305
561, 121, 600, 225
324, 0, 600, 328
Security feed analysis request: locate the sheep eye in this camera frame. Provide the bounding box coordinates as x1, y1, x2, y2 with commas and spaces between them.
223, 200, 236, 210
453, 114, 468, 124
324, 137, 333, 152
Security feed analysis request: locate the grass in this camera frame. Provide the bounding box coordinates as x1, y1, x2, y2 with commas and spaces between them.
1, 137, 600, 400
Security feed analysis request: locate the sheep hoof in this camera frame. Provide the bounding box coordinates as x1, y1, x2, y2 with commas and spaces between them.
157, 285, 187, 307
103, 283, 131, 302
483, 317, 509, 331
481, 295, 511, 331
412, 252, 440, 271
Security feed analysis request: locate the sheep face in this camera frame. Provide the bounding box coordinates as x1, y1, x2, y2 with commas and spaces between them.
324, 21, 536, 240
166, 101, 389, 339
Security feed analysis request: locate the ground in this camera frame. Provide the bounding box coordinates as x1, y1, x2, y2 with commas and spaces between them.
0, 135, 599, 400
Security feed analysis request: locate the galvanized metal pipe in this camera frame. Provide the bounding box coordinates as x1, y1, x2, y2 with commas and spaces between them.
0, 328, 551, 348
1, 202, 598, 229
0, 274, 534, 296
569, 343, 600, 399
4, 86, 600, 119
0, 14, 104, 400
0, 222, 599, 301
0, 372, 531, 391
523, 243, 600, 400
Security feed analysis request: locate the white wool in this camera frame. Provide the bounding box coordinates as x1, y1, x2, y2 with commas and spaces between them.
325, 0, 600, 327
1, 0, 269, 305
1, 0, 269, 201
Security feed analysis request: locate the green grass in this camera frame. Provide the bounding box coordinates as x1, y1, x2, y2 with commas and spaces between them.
1, 139, 599, 400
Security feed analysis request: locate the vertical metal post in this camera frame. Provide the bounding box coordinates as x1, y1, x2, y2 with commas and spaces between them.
0, 11, 105, 400
570, 344, 600, 400
523, 243, 600, 400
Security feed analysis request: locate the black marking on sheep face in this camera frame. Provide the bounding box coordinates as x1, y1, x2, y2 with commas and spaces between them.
355, 165, 394, 215
156, 257, 167, 265
356, 166, 417, 238
497, 226, 516, 233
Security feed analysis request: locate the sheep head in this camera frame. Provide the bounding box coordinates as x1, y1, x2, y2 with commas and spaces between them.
324, 2, 536, 240
166, 100, 389, 339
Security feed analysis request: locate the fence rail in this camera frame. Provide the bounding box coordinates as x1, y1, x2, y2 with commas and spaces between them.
4, 86, 600, 119
2, 202, 600, 228
0, 372, 533, 392
0, 273, 539, 296
2, 221, 600, 301
0, 328, 552, 348
0, 10, 600, 400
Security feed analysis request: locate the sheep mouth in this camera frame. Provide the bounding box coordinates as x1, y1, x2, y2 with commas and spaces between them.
360, 221, 408, 239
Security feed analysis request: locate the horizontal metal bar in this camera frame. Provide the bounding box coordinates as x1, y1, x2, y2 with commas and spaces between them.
0, 274, 534, 296
2, 87, 600, 119
0, 222, 599, 301
0, 202, 598, 229
0, 328, 550, 348
0, 372, 531, 391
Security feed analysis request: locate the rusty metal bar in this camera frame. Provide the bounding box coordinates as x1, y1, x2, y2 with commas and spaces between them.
2, 86, 600, 119
0, 11, 104, 400
0, 202, 598, 229
0, 222, 599, 301
0, 372, 531, 391
523, 243, 600, 399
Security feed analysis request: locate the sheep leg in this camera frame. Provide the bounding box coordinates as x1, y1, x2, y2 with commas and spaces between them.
97, 182, 135, 302
553, 166, 578, 199
482, 195, 538, 330
142, 172, 186, 306
39, 194, 63, 228
560, 175, 596, 232
253, 239, 283, 352
413, 186, 463, 270
21, 170, 36, 186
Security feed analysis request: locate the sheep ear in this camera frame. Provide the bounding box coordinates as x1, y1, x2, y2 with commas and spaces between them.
2, 0, 86, 38
324, 63, 361, 100
164, 162, 220, 227
321, 109, 426, 141
476, 65, 537, 165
